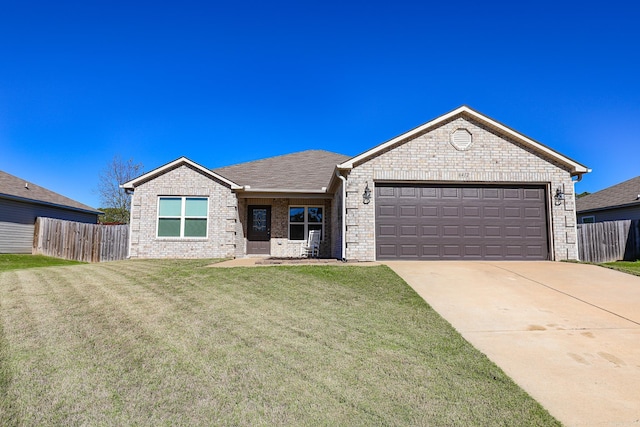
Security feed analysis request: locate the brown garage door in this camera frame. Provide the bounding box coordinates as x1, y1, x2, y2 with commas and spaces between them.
375, 184, 549, 260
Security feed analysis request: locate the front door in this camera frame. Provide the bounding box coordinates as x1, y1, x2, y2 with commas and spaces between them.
247, 205, 271, 255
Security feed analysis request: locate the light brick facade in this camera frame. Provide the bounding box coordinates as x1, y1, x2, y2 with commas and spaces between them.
124, 108, 586, 261
341, 116, 578, 261
128, 164, 240, 258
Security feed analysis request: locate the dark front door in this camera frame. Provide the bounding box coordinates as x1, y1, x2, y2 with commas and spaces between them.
247, 205, 271, 255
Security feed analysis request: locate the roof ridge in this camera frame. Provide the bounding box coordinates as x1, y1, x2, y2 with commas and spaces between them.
213, 149, 349, 171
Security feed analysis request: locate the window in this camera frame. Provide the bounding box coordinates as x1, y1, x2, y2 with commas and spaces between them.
581, 216, 595, 224
158, 197, 208, 238
289, 206, 323, 240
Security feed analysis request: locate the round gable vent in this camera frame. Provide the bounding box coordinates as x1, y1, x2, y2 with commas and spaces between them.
450, 128, 473, 151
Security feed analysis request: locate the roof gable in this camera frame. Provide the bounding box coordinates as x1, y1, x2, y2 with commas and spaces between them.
337, 105, 590, 176
214, 150, 349, 192
0, 170, 101, 214
121, 157, 242, 190
577, 176, 640, 213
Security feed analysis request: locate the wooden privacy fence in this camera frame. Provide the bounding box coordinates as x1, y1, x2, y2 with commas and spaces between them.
577, 220, 640, 263
33, 217, 129, 262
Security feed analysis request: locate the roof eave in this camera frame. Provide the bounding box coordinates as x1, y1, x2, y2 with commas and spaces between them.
120, 157, 242, 190
0, 193, 102, 215
238, 187, 328, 194
577, 201, 640, 214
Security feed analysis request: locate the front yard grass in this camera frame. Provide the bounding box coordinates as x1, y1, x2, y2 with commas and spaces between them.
0, 254, 84, 272
601, 260, 640, 277
0, 260, 559, 426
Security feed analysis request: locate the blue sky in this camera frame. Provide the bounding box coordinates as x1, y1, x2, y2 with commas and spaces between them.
1, 1, 638, 208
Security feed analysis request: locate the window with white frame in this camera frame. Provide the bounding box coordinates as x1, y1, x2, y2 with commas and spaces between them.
289, 206, 323, 240
157, 197, 208, 238
581, 216, 595, 224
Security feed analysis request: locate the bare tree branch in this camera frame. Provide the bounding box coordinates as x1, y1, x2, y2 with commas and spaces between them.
97, 155, 143, 223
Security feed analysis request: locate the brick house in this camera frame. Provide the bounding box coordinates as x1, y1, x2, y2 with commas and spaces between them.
121, 106, 589, 261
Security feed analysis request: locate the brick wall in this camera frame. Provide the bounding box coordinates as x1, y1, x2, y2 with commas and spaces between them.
129, 164, 239, 259
344, 116, 578, 261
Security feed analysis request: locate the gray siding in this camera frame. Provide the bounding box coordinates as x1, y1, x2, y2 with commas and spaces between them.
578, 205, 640, 223
0, 197, 99, 253
0, 221, 34, 253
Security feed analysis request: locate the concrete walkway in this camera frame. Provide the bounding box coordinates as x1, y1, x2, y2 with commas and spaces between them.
384, 261, 640, 427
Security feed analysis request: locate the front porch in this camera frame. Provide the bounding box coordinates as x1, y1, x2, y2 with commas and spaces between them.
237, 197, 334, 258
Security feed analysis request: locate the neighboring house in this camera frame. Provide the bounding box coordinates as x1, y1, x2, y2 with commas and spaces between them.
121, 106, 589, 261
576, 176, 640, 223
0, 170, 102, 253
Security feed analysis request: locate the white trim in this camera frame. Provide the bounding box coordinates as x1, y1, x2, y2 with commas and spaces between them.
238, 188, 327, 193
121, 157, 242, 190
335, 170, 347, 261
337, 106, 590, 176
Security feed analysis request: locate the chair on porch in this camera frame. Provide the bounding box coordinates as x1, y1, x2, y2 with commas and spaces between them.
301, 229, 321, 258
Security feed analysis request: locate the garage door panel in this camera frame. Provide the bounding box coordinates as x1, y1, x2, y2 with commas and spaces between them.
378, 224, 397, 237
464, 226, 481, 237
400, 245, 418, 257
525, 207, 542, 218
376, 184, 549, 260
524, 188, 544, 200
463, 206, 481, 217
421, 206, 438, 217
464, 245, 482, 257
378, 244, 397, 256
484, 206, 501, 218
504, 188, 521, 199
378, 187, 396, 197
443, 245, 462, 256
504, 207, 522, 218
485, 226, 502, 237
400, 206, 418, 217
421, 188, 437, 198
378, 205, 397, 217
462, 188, 481, 199
442, 206, 459, 217
422, 225, 438, 236
421, 245, 439, 257
482, 188, 500, 199
442, 188, 459, 198
400, 225, 418, 236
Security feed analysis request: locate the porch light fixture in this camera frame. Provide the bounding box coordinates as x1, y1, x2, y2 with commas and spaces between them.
363, 182, 371, 204
554, 187, 565, 206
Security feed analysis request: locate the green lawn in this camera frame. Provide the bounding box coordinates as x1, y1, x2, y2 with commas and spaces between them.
0, 254, 84, 272
601, 260, 640, 277
0, 260, 559, 426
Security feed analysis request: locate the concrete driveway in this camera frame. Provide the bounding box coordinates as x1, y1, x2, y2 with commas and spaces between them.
384, 261, 640, 427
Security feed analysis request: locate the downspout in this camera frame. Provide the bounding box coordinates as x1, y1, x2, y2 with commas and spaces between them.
124, 187, 134, 259
335, 170, 347, 262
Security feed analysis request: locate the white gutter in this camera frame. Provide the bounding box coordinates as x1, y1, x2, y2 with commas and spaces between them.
335, 170, 347, 261
240, 186, 328, 193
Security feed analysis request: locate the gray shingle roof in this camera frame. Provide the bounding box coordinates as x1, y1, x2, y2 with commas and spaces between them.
0, 170, 101, 214
214, 150, 350, 191
576, 176, 640, 213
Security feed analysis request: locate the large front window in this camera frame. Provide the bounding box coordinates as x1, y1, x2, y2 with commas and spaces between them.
289, 206, 323, 240
157, 197, 208, 238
